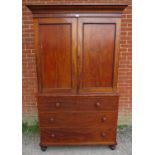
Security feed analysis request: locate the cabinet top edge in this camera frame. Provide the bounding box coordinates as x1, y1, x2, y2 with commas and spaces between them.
27, 4, 128, 14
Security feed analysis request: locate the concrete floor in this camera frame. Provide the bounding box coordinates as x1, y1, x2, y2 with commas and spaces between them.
22, 127, 132, 155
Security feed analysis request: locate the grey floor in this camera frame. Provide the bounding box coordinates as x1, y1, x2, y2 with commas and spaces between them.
22, 127, 132, 155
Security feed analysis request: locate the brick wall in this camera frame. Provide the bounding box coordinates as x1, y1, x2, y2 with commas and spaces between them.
22, 0, 132, 125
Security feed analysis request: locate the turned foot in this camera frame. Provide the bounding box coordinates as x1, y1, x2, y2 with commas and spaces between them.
40, 145, 47, 151
109, 144, 116, 150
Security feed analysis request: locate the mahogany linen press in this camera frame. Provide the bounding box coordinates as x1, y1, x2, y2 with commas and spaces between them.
27, 4, 127, 151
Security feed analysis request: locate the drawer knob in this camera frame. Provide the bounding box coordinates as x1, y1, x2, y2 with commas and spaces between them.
51, 133, 55, 138
101, 132, 106, 137
101, 117, 107, 122
95, 102, 101, 107
50, 118, 54, 122
55, 102, 60, 108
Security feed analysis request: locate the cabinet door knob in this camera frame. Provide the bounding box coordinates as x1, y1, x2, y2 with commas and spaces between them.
55, 102, 60, 108
95, 102, 101, 107
101, 117, 107, 122
101, 132, 106, 137
51, 133, 55, 138
50, 118, 54, 122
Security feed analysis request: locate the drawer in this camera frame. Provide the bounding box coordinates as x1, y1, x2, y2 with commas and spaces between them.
38, 96, 118, 112
40, 127, 116, 145
39, 111, 117, 128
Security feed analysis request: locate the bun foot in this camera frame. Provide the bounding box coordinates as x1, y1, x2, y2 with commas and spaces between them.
40, 145, 47, 151
109, 144, 116, 150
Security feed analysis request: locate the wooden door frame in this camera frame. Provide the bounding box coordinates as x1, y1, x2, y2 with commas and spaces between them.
34, 18, 78, 94
77, 17, 121, 94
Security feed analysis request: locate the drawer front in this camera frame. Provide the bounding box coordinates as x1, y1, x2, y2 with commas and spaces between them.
40, 127, 116, 145
38, 96, 118, 112
39, 111, 117, 128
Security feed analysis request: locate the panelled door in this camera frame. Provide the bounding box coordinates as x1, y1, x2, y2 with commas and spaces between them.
38, 18, 77, 93
78, 18, 120, 93
36, 17, 120, 94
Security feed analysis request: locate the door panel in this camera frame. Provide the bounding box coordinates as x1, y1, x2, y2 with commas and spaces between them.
83, 24, 115, 87
37, 17, 120, 94
38, 18, 77, 93
78, 18, 119, 93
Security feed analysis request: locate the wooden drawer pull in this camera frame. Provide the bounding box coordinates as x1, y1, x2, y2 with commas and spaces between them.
50, 118, 54, 122
101, 117, 107, 122
51, 133, 55, 138
101, 132, 106, 137
55, 102, 60, 108
95, 102, 101, 107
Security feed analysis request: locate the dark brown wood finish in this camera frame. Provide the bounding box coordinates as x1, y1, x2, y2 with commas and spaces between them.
38, 96, 119, 112
27, 4, 127, 16
78, 18, 121, 93
39, 111, 117, 128
28, 4, 127, 151
40, 127, 116, 145
82, 23, 115, 88
38, 18, 77, 93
